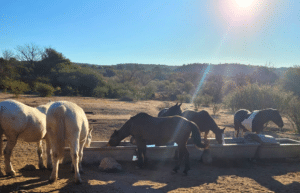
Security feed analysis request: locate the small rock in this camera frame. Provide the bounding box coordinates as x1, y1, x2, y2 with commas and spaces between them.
201, 149, 212, 164
99, 157, 122, 173
20, 164, 36, 171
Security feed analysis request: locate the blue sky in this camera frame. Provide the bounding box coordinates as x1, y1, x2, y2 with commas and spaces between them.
1, 0, 299, 67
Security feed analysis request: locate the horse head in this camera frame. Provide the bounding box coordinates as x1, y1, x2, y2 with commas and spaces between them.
271, 109, 284, 128
164, 103, 182, 117
85, 126, 93, 148
215, 127, 226, 144
107, 130, 121, 146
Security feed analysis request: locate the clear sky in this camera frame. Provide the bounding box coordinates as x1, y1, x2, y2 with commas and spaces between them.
1, 0, 299, 67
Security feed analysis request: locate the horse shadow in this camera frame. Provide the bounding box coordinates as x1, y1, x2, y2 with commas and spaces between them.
1, 158, 300, 192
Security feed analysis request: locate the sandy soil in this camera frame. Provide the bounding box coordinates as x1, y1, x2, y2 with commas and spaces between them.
0, 93, 300, 192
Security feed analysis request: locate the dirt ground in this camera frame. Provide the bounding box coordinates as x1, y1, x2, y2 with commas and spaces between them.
0, 93, 300, 192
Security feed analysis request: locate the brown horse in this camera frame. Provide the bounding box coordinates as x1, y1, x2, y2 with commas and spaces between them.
160, 105, 225, 144
181, 110, 225, 144
107, 112, 209, 174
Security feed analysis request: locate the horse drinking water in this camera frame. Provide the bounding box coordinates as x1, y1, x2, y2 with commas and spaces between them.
107, 112, 209, 174
161, 104, 225, 144
0, 99, 53, 176
234, 108, 284, 137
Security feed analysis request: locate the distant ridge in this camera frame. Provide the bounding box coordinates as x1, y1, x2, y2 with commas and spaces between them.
74, 62, 289, 78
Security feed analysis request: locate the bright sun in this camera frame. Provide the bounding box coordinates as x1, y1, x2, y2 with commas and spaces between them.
235, 0, 255, 8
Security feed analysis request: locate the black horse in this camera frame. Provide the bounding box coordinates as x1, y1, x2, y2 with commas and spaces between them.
107, 112, 209, 174
181, 110, 225, 144
158, 104, 225, 144
234, 108, 284, 137
130, 103, 182, 144
158, 103, 182, 117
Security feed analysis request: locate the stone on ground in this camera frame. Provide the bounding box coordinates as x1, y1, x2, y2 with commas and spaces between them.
99, 157, 122, 173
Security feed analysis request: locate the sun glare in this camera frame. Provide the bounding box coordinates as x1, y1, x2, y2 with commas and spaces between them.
235, 0, 255, 8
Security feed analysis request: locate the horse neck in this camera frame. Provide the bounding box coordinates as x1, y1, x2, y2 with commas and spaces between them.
208, 118, 221, 134
256, 110, 274, 125
118, 121, 132, 139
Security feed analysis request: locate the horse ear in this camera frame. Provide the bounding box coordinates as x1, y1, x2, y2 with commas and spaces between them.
179, 103, 182, 107
175, 102, 178, 106
222, 127, 226, 132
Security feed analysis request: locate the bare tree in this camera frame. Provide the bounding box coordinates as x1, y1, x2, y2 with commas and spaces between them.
15, 43, 42, 64
2, 49, 15, 60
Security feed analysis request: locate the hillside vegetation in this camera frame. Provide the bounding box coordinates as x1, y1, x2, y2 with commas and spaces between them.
1, 44, 300, 131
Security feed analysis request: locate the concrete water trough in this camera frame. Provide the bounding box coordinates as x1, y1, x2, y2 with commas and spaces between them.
256, 138, 300, 159
62, 138, 259, 164
62, 135, 300, 164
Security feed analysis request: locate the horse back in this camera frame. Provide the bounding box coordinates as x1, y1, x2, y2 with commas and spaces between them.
234, 109, 251, 124
181, 110, 213, 132
131, 115, 191, 145
0, 100, 47, 142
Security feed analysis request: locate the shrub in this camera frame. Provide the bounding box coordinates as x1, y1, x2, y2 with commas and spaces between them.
9, 80, 30, 97
93, 86, 108, 98
284, 97, 300, 133
119, 96, 134, 101
212, 103, 222, 116
177, 94, 191, 103
193, 96, 202, 111
223, 83, 294, 112
35, 82, 55, 97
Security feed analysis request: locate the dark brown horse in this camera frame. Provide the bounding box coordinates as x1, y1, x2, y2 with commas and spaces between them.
181, 110, 225, 144
107, 112, 209, 174
158, 103, 182, 117
234, 108, 284, 137
130, 102, 182, 144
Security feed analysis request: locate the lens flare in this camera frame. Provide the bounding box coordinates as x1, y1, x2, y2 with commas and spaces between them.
235, 0, 255, 8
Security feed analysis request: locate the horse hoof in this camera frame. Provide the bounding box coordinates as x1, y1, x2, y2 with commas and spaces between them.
75, 179, 82, 185
49, 177, 57, 184
39, 165, 46, 170
6, 171, 16, 177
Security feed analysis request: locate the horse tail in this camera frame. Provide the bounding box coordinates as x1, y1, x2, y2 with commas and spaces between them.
190, 122, 209, 149
54, 105, 67, 161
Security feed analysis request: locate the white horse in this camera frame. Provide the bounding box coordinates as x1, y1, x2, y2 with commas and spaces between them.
0, 99, 53, 176
46, 101, 92, 184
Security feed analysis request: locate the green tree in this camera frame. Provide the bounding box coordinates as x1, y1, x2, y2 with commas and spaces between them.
280, 66, 300, 97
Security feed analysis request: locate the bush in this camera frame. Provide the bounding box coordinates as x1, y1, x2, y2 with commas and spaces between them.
119, 96, 134, 101
93, 86, 108, 98
223, 83, 294, 112
193, 96, 202, 111
212, 103, 222, 116
9, 80, 30, 97
285, 97, 300, 133
177, 94, 191, 103
35, 82, 55, 97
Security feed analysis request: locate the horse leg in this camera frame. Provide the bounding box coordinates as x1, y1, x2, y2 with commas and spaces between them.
37, 140, 46, 170
235, 124, 240, 138
45, 135, 52, 170
4, 137, 17, 176
204, 131, 209, 143
70, 138, 82, 184
136, 139, 146, 168
0, 128, 3, 156
49, 150, 60, 183
173, 145, 184, 173
78, 139, 85, 173
182, 147, 190, 175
